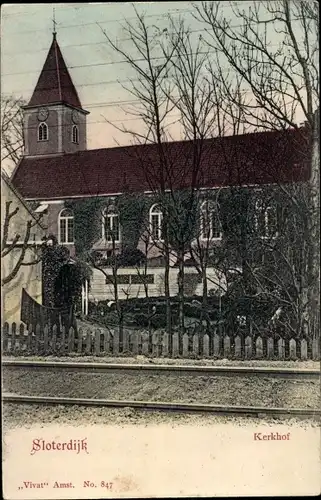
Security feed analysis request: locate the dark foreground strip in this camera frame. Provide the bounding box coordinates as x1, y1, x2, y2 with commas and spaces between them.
3, 394, 320, 419
2, 360, 320, 379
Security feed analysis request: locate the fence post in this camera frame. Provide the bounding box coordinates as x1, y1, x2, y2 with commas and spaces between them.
77, 328, 83, 354
85, 329, 91, 355
162, 332, 169, 357
2, 323, 9, 353
68, 327, 75, 353
203, 333, 209, 358
44, 325, 49, 353
182, 333, 189, 357
11, 322, 17, 354
192, 333, 199, 357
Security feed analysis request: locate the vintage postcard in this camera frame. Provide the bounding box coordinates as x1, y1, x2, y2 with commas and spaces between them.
1, 2, 320, 498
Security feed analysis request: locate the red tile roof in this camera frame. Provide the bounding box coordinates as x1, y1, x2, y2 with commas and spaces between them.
12, 128, 310, 201
26, 34, 83, 110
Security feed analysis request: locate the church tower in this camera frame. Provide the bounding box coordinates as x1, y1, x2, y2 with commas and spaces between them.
22, 32, 89, 157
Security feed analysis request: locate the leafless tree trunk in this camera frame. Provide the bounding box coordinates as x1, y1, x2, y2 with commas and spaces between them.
1, 201, 41, 286
1, 95, 25, 171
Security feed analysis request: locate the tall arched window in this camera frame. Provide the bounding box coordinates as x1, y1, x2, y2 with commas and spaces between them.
72, 125, 79, 144
200, 201, 222, 240
58, 208, 74, 244
102, 205, 120, 242
149, 204, 163, 241
38, 122, 48, 141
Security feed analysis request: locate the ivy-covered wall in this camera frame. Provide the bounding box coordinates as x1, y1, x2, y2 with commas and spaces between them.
63, 185, 302, 277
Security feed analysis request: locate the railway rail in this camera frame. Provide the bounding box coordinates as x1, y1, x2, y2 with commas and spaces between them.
2, 393, 320, 420
3, 360, 320, 420
3, 359, 320, 379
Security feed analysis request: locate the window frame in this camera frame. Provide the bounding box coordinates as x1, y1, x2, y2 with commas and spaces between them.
102, 206, 121, 243
72, 124, 79, 144
200, 200, 222, 241
255, 200, 278, 239
38, 122, 48, 142
149, 204, 163, 242
58, 208, 74, 245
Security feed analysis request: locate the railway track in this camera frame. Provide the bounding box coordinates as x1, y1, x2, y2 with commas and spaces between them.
3, 360, 320, 420
3, 359, 320, 379
2, 393, 320, 420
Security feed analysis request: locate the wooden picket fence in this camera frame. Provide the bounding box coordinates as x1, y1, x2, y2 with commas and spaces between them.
2, 322, 320, 360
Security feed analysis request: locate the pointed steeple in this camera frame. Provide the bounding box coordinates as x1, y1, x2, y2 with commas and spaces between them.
28, 34, 83, 109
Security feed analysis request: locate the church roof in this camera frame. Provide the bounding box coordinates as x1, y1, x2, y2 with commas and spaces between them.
11, 128, 310, 201
26, 34, 83, 110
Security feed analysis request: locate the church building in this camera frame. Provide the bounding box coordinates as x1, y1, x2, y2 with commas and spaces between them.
11, 33, 311, 302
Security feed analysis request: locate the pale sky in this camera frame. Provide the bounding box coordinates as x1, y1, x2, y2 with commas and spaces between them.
1, 1, 310, 156
2, 2, 203, 150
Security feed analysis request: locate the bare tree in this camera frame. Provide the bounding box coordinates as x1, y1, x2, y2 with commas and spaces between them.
194, 0, 319, 337
1, 95, 25, 170
99, 7, 184, 334
1, 200, 42, 286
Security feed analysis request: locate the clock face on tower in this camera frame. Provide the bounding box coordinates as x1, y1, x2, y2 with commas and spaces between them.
37, 107, 49, 121
72, 110, 79, 124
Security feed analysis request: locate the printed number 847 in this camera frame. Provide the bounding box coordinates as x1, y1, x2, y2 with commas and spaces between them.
101, 482, 113, 489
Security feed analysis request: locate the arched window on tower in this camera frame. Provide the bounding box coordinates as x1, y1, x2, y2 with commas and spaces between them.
58, 208, 74, 244
72, 125, 79, 144
38, 122, 48, 141
102, 205, 120, 243
149, 204, 163, 241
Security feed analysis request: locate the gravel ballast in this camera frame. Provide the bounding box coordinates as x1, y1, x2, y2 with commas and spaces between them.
3, 354, 320, 368
3, 403, 320, 431
3, 368, 320, 409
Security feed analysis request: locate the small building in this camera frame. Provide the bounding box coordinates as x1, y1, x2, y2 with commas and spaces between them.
1, 171, 45, 323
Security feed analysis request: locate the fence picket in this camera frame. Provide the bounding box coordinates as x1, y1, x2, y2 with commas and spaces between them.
94, 329, 100, 355
103, 330, 110, 354
300, 339, 308, 360
234, 335, 241, 358
267, 338, 274, 359
68, 327, 75, 353
192, 333, 199, 356
113, 328, 119, 355
43, 325, 49, 352
35, 324, 41, 353
278, 338, 285, 360
244, 336, 252, 359
60, 326, 66, 354
85, 329, 91, 354
289, 338, 296, 360
213, 334, 220, 357
182, 333, 189, 357
78, 329, 83, 354
255, 336, 263, 359
17, 323, 25, 352
203, 334, 209, 357
312, 337, 320, 360
132, 331, 139, 355
52, 325, 57, 351
223, 335, 230, 358
172, 332, 179, 357
141, 331, 149, 356
162, 332, 169, 357
123, 328, 130, 354
152, 332, 159, 356
11, 322, 17, 353
2, 322, 9, 351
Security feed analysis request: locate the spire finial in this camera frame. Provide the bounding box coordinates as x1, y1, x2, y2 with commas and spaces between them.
52, 7, 57, 38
